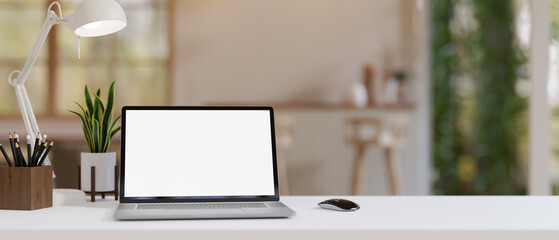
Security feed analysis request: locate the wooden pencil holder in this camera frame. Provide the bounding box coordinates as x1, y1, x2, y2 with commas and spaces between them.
0, 166, 53, 210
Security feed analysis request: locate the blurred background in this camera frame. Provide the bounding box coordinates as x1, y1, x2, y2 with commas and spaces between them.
0, 0, 557, 195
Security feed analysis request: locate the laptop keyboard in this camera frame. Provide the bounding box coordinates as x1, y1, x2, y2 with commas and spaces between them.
138, 203, 267, 210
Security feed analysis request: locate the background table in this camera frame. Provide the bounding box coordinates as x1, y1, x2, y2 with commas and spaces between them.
1, 196, 558, 240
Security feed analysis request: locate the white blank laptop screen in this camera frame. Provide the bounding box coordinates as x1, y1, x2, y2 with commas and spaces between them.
123, 110, 276, 197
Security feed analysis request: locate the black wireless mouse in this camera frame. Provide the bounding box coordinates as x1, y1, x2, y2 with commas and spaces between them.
318, 198, 360, 211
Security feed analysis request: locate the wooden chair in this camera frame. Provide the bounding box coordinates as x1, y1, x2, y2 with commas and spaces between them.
345, 117, 406, 195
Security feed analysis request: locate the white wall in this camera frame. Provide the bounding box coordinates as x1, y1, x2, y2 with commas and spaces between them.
172, 0, 406, 105
171, 0, 431, 195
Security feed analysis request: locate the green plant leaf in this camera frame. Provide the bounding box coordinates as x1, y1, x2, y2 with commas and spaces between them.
92, 119, 100, 153
84, 85, 94, 115
73, 101, 91, 128
93, 97, 100, 122
103, 116, 121, 152
94, 89, 104, 119
94, 94, 105, 114
69, 110, 93, 152
109, 116, 121, 133
101, 82, 116, 152
110, 126, 121, 139
92, 96, 102, 136
74, 101, 87, 116
75, 101, 93, 149
103, 126, 121, 152
70, 83, 120, 153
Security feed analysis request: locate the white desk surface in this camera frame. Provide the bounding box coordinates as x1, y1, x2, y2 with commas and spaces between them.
1, 196, 558, 240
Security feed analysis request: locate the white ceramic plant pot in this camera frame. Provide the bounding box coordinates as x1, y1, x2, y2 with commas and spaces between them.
80, 152, 116, 192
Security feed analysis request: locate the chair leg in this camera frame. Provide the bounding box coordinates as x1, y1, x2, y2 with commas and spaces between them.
351, 145, 366, 195
384, 148, 400, 195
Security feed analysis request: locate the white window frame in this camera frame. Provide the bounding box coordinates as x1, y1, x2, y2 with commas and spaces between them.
529, 0, 552, 195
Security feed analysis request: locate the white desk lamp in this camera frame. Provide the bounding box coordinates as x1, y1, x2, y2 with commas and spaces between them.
7, 0, 127, 167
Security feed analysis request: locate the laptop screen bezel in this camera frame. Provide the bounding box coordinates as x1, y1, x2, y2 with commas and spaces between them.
119, 106, 280, 203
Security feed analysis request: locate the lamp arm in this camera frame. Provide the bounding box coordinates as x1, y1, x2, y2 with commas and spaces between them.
8, 10, 61, 168
9, 10, 60, 86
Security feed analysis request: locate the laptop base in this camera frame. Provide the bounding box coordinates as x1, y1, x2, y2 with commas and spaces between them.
114, 201, 295, 220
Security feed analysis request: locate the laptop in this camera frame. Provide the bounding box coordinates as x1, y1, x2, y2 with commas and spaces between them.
114, 106, 296, 220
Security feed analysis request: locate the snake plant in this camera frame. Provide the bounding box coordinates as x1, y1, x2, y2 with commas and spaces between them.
69, 81, 121, 153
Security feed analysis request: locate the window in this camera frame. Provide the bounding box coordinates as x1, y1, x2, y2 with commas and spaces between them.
0, 0, 169, 116
431, 0, 529, 194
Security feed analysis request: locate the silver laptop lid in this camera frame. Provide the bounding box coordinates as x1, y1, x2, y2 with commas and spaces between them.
119, 106, 280, 203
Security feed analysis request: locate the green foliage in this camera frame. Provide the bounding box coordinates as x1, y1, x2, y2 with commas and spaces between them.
549, 0, 559, 195
470, 0, 527, 194
552, 0, 559, 40
431, 0, 463, 194
432, 0, 527, 194
69, 82, 121, 153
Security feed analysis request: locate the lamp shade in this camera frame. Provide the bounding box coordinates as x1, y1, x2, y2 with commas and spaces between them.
63, 0, 127, 37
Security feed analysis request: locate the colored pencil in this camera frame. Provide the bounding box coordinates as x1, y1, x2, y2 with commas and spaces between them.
9, 133, 19, 167
34, 141, 46, 165
37, 142, 53, 166
0, 144, 13, 167
15, 143, 27, 167
38, 135, 48, 164
15, 133, 21, 166
26, 135, 32, 166
31, 133, 40, 166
